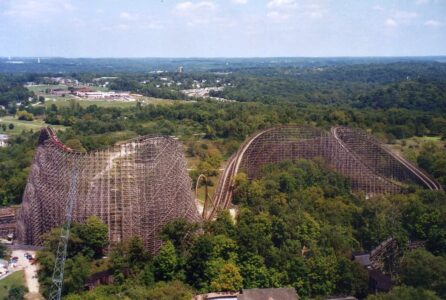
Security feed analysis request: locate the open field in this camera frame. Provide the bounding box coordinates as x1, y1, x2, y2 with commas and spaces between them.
26, 84, 68, 94
388, 136, 445, 163
0, 116, 67, 135
0, 270, 26, 299
26, 84, 109, 94
41, 96, 189, 109
195, 177, 217, 204
26, 83, 191, 109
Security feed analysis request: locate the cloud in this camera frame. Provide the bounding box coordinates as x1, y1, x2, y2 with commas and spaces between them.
4, 0, 75, 18
383, 10, 418, 27
394, 11, 418, 20
140, 20, 164, 30
305, 4, 325, 18
266, 1, 326, 22
266, 0, 297, 22
385, 18, 398, 27
267, 10, 290, 21
231, 0, 248, 4
372, 5, 385, 11
267, 0, 297, 9
175, 1, 217, 15
119, 12, 139, 21
174, 1, 220, 26
424, 19, 444, 27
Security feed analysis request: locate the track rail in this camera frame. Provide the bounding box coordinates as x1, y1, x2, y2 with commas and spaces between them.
206, 126, 442, 219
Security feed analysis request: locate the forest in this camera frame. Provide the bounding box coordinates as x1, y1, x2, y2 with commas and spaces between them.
35, 160, 446, 299
0, 59, 445, 299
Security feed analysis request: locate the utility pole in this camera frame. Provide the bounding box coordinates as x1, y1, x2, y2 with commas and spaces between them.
49, 166, 78, 300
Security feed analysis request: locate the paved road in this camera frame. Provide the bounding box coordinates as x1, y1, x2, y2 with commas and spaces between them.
10, 249, 42, 299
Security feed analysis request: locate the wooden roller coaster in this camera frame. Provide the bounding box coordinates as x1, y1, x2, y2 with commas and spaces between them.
17, 127, 200, 254
204, 125, 442, 220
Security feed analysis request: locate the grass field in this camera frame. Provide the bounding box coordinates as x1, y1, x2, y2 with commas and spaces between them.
44, 98, 138, 109
26, 84, 109, 94
41, 96, 188, 109
0, 116, 67, 135
388, 136, 445, 163
0, 270, 26, 299
196, 177, 217, 204
25, 82, 191, 109
26, 84, 68, 94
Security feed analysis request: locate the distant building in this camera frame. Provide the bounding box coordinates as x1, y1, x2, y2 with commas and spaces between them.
194, 288, 298, 300
353, 253, 371, 267
0, 134, 9, 147
75, 91, 132, 100
50, 89, 70, 97
178, 66, 184, 73
0, 206, 18, 238
238, 288, 298, 300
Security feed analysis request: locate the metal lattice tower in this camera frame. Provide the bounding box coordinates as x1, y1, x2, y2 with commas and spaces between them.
49, 167, 78, 300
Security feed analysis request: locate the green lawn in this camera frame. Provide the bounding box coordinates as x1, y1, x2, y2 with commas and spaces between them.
0, 116, 67, 135
0, 270, 26, 299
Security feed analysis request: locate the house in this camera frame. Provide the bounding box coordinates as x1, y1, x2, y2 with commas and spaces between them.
194, 288, 299, 300
50, 89, 69, 97
352, 253, 371, 268
368, 269, 392, 293
0, 206, 18, 238
351, 238, 396, 294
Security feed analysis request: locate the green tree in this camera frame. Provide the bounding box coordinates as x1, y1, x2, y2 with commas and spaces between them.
160, 219, 199, 255
134, 281, 194, 300
0, 243, 6, 258
186, 235, 214, 291
400, 249, 446, 298
210, 262, 243, 292
306, 255, 338, 297
75, 216, 108, 258
240, 254, 271, 288
63, 254, 91, 295
6, 285, 28, 300
154, 241, 178, 281
336, 257, 369, 298
8, 123, 14, 130
16, 110, 34, 121
367, 286, 440, 300
286, 256, 311, 297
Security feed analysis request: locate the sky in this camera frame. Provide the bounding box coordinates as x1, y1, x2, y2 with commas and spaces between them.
0, 0, 445, 57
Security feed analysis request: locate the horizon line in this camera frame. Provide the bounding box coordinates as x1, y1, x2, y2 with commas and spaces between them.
2, 55, 446, 60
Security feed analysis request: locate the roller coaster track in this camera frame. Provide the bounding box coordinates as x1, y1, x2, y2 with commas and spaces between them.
332, 127, 442, 191
204, 126, 442, 220
205, 127, 278, 219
